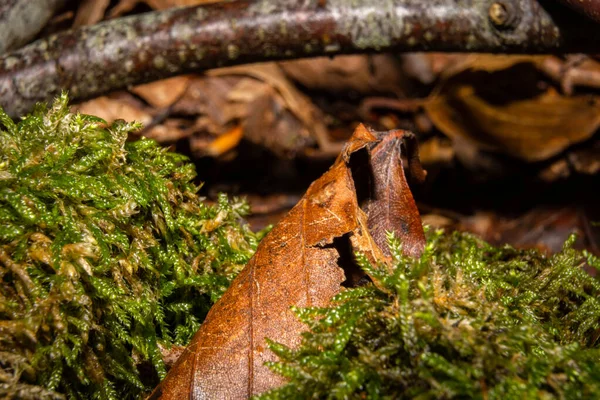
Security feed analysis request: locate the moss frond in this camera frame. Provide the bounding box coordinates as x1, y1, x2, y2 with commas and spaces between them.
0, 94, 259, 398
260, 230, 600, 399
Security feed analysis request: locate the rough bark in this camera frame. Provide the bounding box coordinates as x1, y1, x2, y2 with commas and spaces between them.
0, 0, 66, 54
1, 0, 599, 118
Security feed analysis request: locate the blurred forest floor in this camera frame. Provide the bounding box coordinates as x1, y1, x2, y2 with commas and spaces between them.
46, 0, 600, 266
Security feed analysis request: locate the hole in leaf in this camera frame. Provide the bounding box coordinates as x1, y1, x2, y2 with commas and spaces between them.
327, 234, 371, 288
347, 146, 374, 210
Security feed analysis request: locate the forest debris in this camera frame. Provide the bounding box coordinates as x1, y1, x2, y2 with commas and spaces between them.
74, 66, 325, 158
539, 158, 572, 182
203, 124, 244, 157
109, 0, 218, 17
426, 85, 600, 161
131, 76, 191, 108
74, 94, 153, 125
424, 56, 600, 161
434, 54, 547, 80
459, 208, 585, 255
73, 0, 110, 27
242, 89, 316, 157
205, 64, 323, 157
279, 55, 405, 94
417, 137, 455, 165
567, 145, 600, 175
151, 125, 425, 399
209, 64, 325, 146
539, 55, 600, 95
4, 0, 600, 119
539, 141, 600, 181
170, 75, 240, 122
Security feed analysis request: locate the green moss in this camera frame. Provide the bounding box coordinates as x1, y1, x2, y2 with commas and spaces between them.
260, 230, 600, 399
0, 94, 260, 399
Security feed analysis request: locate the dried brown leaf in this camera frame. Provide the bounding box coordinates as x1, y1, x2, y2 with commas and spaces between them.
435, 54, 547, 80
151, 124, 425, 399
208, 63, 322, 137
279, 55, 405, 94
73, 94, 153, 125
73, 0, 110, 27
203, 124, 244, 157
109, 0, 218, 17
361, 131, 426, 258
209, 63, 324, 155
425, 83, 600, 162
131, 76, 191, 108
424, 55, 600, 162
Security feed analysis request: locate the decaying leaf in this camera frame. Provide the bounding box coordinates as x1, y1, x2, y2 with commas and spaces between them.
131, 76, 192, 108
425, 55, 600, 161
109, 0, 218, 17
74, 94, 153, 125
151, 124, 425, 399
209, 63, 325, 156
279, 54, 405, 94
74, 66, 322, 157
73, 0, 111, 27
203, 124, 244, 156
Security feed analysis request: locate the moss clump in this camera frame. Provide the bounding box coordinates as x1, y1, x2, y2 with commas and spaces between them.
260, 230, 600, 399
0, 94, 260, 399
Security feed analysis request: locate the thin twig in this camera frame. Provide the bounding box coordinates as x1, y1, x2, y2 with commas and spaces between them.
1, 0, 599, 118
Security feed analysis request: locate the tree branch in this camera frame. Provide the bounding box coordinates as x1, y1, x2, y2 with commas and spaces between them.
1, 0, 599, 118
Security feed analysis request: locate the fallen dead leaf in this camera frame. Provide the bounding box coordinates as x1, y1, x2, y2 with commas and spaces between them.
202, 124, 244, 157
279, 54, 405, 94
568, 144, 600, 175
73, 94, 153, 126
144, 118, 199, 142
210, 63, 331, 156
73, 0, 111, 27
172, 75, 241, 123
150, 124, 426, 399
109, 0, 219, 17
425, 56, 600, 161
418, 137, 455, 165
131, 76, 191, 108
459, 208, 585, 255
435, 54, 547, 81
209, 63, 327, 150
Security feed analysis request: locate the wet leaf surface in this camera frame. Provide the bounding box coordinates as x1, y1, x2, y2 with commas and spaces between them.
151, 124, 425, 399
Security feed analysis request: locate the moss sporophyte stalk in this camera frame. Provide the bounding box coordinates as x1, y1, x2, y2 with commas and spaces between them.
0, 94, 261, 399
259, 231, 600, 400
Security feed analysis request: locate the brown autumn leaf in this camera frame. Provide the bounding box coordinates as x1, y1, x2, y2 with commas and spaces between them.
73, 0, 111, 27
73, 94, 153, 125
108, 0, 219, 17
209, 63, 327, 155
426, 85, 600, 161
151, 124, 426, 399
424, 56, 600, 162
279, 54, 406, 94
131, 76, 192, 108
